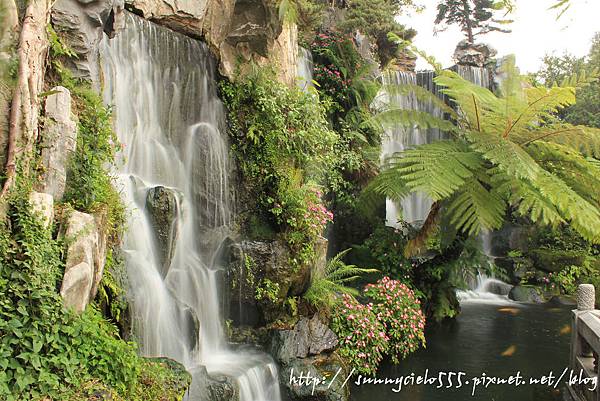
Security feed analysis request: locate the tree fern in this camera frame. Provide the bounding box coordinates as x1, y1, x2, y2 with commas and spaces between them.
366, 56, 600, 248
303, 249, 377, 310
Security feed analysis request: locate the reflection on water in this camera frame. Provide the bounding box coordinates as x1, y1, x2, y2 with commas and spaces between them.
351, 303, 572, 401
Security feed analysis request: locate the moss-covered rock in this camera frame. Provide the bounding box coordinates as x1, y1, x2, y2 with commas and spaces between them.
508, 285, 544, 303
530, 248, 587, 272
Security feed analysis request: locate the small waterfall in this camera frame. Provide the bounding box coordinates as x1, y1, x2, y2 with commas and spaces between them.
381, 66, 490, 228
297, 47, 313, 91
457, 273, 514, 304
101, 13, 281, 401
381, 70, 446, 227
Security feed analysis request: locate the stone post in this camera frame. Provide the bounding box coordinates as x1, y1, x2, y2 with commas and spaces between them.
578, 284, 596, 311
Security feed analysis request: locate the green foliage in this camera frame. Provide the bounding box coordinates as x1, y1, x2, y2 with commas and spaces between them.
303, 249, 377, 310
338, 0, 418, 67
367, 56, 600, 251
0, 187, 141, 400
220, 69, 337, 266
331, 277, 425, 376
434, 0, 512, 44
535, 33, 600, 128
47, 24, 126, 246
255, 278, 280, 303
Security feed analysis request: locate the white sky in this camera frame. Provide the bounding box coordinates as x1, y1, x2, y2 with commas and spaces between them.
397, 0, 600, 73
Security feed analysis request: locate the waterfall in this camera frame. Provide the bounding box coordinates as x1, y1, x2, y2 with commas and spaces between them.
101, 13, 281, 401
381, 66, 490, 228
380, 70, 446, 227
456, 273, 514, 304
297, 47, 313, 91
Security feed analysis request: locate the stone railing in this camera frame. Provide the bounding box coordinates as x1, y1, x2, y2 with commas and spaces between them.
569, 284, 600, 401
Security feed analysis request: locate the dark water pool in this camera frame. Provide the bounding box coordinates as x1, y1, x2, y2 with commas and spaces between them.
351, 302, 573, 401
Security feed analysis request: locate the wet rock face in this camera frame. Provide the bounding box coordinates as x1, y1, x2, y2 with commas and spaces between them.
227, 240, 297, 326
188, 364, 240, 401
51, 0, 124, 85
38, 86, 78, 201
453, 40, 497, 67
145, 185, 179, 277
270, 315, 338, 364
123, 0, 295, 83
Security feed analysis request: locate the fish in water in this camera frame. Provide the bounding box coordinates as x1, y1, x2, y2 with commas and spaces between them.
498, 307, 519, 316
501, 345, 517, 356
559, 324, 571, 335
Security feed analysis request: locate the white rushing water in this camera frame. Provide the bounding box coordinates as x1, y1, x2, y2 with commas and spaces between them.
101, 13, 281, 401
456, 273, 515, 304
297, 47, 313, 91
381, 66, 490, 228
380, 70, 446, 227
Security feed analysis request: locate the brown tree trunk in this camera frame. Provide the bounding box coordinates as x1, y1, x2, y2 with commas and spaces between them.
1, 0, 51, 199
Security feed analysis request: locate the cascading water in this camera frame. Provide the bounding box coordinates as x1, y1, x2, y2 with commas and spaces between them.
380, 70, 446, 227
101, 13, 281, 401
381, 66, 490, 227
297, 47, 313, 91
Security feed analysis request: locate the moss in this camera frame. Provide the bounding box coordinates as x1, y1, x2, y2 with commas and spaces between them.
530, 248, 588, 273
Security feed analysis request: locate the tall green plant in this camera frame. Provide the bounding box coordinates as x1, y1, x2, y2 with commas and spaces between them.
367, 56, 600, 256
303, 249, 377, 310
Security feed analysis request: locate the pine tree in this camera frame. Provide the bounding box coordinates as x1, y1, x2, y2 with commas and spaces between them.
434, 0, 511, 44
367, 56, 600, 255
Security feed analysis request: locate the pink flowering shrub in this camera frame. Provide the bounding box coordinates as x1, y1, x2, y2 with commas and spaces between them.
302, 188, 333, 238
364, 277, 426, 364
331, 277, 426, 375
332, 294, 389, 376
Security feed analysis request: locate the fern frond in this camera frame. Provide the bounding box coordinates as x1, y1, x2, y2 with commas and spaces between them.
466, 130, 542, 181
375, 108, 458, 133
304, 249, 377, 310
446, 179, 506, 236
392, 141, 484, 200
379, 81, 458, 119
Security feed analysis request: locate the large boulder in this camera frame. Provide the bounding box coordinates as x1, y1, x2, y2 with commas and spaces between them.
227, 240, 293, 325
508, 285, 544, 303
145, 185, 179, 277
270, 315, 338, 364
29, 191, 54, 228
187, 364, 240, 401
51, 0, 124, 86
60, 209, 108, 313
37, 86, 78, 201
453, 40, 497, 67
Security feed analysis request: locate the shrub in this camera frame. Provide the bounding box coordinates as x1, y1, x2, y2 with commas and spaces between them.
303, 249, 376, 310
0, 188, 139, 400
364, 277, 426, 363
220, 69, 337, 266
331, 277, 426, 376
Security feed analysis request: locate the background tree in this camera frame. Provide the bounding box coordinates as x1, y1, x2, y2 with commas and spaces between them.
535, 33, 600, 128
434, 0, 512, 44
338, 0, 418, 67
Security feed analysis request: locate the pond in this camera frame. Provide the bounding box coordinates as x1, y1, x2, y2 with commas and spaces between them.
351, 299, 573, 401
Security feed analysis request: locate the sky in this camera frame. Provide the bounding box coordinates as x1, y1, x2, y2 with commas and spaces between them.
396, 0, 600, 73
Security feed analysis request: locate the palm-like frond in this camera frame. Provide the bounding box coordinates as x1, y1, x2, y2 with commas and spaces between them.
366, 56, 600, 247
303, 249, 377, 310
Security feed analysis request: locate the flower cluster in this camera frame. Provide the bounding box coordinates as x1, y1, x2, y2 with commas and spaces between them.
332, 294, 389, 376
365, 277, 426, 363
331, 277, 426, 376
302, 188, 333, 238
